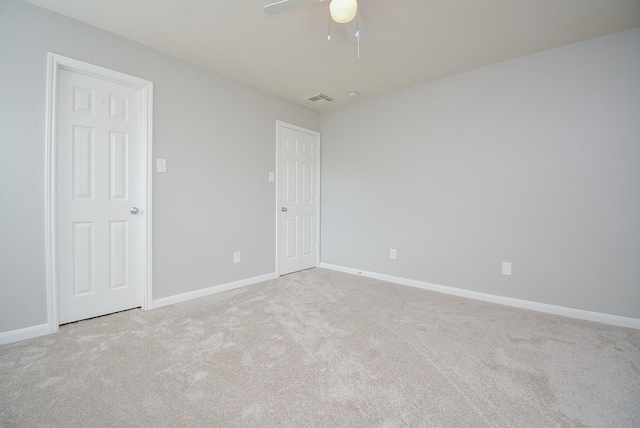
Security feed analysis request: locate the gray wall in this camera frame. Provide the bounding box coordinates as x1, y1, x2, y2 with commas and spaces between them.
321, 28, 640, 319
0, 0, 320, 333
1, 0, 638, 335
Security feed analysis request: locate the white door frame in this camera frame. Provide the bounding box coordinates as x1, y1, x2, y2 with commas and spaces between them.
45, 53, 153, 334
275, 121, 321, 276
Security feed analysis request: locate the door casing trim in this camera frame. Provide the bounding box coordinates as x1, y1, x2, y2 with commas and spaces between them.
45, 53, 154, 334
275, 121, 321, 276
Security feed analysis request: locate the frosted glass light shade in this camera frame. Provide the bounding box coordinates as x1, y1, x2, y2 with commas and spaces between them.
330, 0, 358, 24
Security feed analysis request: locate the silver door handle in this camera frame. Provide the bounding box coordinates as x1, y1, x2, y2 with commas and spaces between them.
281, 207, 287, 212
130, 207, 139, 214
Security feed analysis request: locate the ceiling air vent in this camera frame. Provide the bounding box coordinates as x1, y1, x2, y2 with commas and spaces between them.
304, 93, 334, 106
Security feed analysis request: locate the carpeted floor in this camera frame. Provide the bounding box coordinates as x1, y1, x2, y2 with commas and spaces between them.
1, 268, 639, 427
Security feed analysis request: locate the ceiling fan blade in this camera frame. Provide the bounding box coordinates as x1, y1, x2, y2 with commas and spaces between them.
264, 0, 325, 16
345, 13, 364, 42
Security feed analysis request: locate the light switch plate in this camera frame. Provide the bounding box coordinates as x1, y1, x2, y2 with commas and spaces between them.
157, 158, 167, 173
502, 262, 512, 275
268, 172, 275, 182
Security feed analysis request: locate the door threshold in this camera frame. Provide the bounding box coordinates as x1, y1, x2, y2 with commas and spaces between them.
59, 307, 142, 326
280, 267, 316, 277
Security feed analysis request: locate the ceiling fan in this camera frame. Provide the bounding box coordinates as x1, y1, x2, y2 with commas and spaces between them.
264, 0, 363, 43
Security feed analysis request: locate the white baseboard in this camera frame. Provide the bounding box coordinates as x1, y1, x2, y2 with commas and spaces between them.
0, 323, 50, 345
318, 263, 640, 330
152, 272, 277, 309
1, 273, 278, 345
4, 267, 636, 344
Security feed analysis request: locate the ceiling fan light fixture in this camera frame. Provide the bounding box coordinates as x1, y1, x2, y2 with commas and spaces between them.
330, 0, 358, 24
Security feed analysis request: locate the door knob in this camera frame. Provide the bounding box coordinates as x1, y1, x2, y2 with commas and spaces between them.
281, 207, 287, 212
130, 207, 139, 214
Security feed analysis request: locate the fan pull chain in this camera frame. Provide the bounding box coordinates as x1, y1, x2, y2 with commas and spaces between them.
327, 8, 331, 40
356, 12, 360, 58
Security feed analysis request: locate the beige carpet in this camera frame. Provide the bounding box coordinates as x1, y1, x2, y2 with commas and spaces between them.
1, 268, 639, 427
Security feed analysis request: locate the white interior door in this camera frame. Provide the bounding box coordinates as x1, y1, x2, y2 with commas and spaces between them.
277, 123, 320, 275
56, 67, 142, 324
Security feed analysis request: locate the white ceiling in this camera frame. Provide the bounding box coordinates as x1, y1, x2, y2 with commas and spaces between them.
24, 0, 640, 111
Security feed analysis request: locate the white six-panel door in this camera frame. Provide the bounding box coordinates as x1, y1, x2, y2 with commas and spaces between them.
277, 124, 319, 276
56, 68, 142, 324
